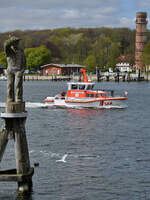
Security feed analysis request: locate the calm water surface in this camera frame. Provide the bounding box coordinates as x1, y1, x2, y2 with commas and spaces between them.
0, 80, 150, 200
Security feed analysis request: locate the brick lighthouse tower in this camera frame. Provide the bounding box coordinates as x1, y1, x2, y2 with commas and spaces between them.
135, 12, 148, 71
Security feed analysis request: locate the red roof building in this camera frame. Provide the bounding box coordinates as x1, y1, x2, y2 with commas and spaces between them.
40, 64, 85, 76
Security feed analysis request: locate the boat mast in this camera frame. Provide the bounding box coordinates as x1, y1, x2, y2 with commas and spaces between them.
80, 68, 88, 83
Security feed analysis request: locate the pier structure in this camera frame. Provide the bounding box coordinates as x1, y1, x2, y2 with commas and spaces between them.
135, 12, 148, 71
0, 36, 34, 194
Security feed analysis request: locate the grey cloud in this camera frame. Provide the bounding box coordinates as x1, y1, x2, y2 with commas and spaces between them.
0, 0, 149, 32
0, 0, 119, 9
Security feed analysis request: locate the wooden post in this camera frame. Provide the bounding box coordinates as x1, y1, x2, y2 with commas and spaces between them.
122, 75, 125, 82
97, 69, 101, 82
137, 69, 141, 81
106, 75, 109, 81
0, 102, 34, 194
14, 117, 32, 193
0, 120, 9, 161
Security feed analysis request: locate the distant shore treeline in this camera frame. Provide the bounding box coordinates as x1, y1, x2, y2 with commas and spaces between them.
0, 27, 150, 72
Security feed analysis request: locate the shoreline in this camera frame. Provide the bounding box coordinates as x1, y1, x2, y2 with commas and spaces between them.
23, 75, 150, 82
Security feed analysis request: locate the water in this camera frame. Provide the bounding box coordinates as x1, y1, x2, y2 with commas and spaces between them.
0, 81, 150, 200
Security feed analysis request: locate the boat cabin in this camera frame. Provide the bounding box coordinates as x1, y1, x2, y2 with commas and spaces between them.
66, 82, 109, 99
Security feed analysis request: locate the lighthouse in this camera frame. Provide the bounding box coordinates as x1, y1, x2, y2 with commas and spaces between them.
135, 12, 148, 71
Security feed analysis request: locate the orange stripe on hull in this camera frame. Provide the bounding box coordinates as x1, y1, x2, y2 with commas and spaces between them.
65, 97, 128, 103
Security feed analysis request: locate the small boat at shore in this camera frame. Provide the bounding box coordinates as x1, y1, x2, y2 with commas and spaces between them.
43, 69, 128, 108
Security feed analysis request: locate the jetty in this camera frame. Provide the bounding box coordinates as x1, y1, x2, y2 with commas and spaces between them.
23, 73, 149, 82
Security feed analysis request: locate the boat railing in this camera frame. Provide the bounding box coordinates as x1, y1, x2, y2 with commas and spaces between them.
101, 89, 114, 97
54, 94, 62, 99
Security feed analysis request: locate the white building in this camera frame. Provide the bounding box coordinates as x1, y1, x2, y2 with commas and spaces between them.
116, 63, 133, 72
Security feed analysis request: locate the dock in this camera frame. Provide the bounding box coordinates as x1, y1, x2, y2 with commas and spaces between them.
23, 74, 150, 82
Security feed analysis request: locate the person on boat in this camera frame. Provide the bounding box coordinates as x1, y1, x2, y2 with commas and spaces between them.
61, 91, 66, 99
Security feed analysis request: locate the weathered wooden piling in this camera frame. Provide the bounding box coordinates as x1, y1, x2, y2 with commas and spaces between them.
96, 69, 101, 82
0, 36, 34, 194
122, 75, 126, 82
0, 102, 34, 194
106, 75, 109, 81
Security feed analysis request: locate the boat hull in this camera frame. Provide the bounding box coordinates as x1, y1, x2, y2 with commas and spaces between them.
44, 97, 128, 109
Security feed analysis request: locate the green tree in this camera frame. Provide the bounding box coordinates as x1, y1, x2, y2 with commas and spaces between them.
83, 55, 96, 72
106, 43, 120, 70
24, 45, 51, 71
93, 36, 112, 70
74, 35, 91, 64
63, 33, 83, 63
142, 40, 150, 69
0, 52, 7, 67
48, 35, 66, 63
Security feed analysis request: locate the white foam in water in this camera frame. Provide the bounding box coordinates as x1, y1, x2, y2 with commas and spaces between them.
39, 150, 60, 158
26, 102, 48, 108
103, 105, 128, 109
0, 102, 48, 108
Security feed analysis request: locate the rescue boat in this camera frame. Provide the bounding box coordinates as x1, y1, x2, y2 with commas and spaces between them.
43, 69, 128, 108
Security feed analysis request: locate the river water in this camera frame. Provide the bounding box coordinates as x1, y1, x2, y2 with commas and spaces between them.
0, 80, 150, 200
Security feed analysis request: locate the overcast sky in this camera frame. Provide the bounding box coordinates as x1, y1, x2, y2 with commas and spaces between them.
0, 0, 149, 32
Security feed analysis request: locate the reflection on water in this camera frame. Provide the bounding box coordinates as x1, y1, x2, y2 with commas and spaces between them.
16, 193, 33, 200
66, 107, 104, 116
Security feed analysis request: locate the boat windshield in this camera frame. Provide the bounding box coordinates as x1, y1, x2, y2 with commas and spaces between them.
78, 85, 85, 90
69, 83, 94, 90
86, 85, 94, 90
71, 84, 78, 89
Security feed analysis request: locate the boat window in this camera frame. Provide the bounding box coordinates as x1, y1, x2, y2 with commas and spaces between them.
90, 93, 94, 98
95, 94, 99, 98
101, 93, 106, 97
86, 85, 94, 90
71, 84, 78, 89
86, 85, 91, 90
86, 93, 89, 97
79, 85, 85, 90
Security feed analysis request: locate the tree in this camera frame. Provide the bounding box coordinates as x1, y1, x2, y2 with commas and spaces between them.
24, 45, 51, 71
63, 33, 83, 63
0, 52, 7, 67
142, 40, 150, 69
0, 27, 144, 70
93, 36, 112, 70
83, 55, 96, 72
75, 35, 91, 64
48, 35, 66, 63
106, 43, 120, 70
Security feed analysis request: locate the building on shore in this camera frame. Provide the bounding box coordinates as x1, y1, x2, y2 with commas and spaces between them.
115, 62, 133, 73
135, 12, 148, 71
40, 63, 85, 76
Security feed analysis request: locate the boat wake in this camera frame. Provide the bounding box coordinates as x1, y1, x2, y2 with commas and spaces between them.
0, 102, 49, 109
0, 102, 5, 108
26, 102, 50, 108
102, 105, 128, 109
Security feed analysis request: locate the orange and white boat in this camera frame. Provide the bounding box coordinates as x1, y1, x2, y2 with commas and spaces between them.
43, 69, 128, 108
